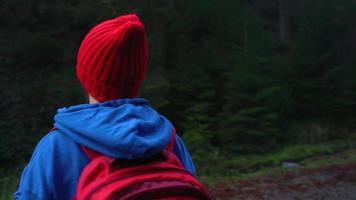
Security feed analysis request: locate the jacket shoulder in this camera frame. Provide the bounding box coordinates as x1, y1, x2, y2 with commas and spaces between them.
14, 130, 89, 200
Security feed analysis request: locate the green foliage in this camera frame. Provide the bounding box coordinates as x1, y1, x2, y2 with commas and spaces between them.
198, 138, 356, 183
0, 168, 20, 200
287, 0, 356, 121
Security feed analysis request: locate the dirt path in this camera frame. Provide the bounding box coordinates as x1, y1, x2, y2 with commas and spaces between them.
209, 163, 356, 200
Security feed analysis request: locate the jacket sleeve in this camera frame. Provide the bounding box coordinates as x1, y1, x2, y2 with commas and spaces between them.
14, 134, 55, 200
14, 131, 89, 200
14, 190, 44, 200
173, 135, 197, 176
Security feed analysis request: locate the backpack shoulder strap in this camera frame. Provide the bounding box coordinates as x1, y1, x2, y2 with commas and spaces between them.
81, 146, 103, 160
166, 128, 176, 152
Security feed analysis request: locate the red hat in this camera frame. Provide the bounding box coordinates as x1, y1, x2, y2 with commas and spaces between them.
76, 14, 148, 102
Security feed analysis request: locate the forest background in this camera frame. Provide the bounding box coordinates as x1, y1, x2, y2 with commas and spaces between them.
1, 0, 356, 198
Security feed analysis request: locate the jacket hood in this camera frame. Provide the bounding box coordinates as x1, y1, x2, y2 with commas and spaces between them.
54, 98, 173, 159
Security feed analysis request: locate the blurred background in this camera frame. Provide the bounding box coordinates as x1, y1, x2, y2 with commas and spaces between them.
1, 0, 356, 199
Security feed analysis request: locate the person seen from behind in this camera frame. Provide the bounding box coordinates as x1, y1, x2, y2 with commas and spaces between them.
14, 14, 198, 200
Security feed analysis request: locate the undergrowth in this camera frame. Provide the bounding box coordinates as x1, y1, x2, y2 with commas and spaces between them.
198, 139, 356, 184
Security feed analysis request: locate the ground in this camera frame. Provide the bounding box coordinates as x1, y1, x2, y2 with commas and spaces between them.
209, 163, 356, 200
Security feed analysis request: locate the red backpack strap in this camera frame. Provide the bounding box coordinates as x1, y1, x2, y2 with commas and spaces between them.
166, 128, 176, 152
81, 146, 103, 160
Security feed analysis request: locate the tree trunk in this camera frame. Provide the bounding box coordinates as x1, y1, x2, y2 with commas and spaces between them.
279, 0, 290, 44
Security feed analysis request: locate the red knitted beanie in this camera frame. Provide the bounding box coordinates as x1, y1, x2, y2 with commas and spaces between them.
76, 14, 148, 102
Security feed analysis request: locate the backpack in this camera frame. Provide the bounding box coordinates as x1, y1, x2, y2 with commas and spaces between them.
73, 129, 212, 200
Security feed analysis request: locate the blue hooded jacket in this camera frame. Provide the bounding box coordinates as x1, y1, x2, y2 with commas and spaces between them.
14, 98, 196, 200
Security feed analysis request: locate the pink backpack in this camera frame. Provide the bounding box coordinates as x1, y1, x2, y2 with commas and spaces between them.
72, 129, 211, 200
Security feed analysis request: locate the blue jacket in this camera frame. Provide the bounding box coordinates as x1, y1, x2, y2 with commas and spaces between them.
14, 98, 196, 200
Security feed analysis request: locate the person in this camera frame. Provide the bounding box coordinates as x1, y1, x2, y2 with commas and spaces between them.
14, 14, 196, 200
